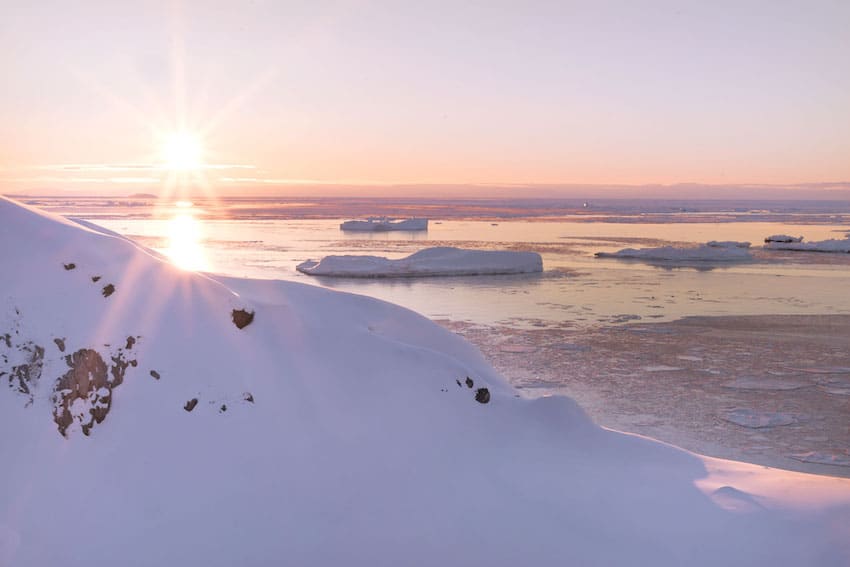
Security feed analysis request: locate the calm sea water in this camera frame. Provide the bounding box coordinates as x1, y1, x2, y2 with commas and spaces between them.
50, 197, 850, 329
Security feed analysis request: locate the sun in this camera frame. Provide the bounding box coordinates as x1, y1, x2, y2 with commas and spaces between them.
161, 131, 203, 171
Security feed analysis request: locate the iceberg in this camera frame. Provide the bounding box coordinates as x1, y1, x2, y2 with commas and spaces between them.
595, 241, 753, 262
296, 246, 544, 277
765, 236, 850, 253
340, 217, 428, 231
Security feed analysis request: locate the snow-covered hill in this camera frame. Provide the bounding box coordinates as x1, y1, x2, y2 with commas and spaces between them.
2, 196, 850, 566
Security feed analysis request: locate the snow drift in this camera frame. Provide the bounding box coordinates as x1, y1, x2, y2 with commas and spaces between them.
595, 241, 753, 262
2, 196, 850, 566
296, 246, 543, 277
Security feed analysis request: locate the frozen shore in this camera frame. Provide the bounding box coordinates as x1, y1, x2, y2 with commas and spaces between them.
3, 196, 850, 565
446, 313, 850, 478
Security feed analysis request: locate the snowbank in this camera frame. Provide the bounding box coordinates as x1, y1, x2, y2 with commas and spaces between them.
765, 236, 850, 253
2, 196, 850, 566
296, 246, 543, 277
595, 241, 753, 262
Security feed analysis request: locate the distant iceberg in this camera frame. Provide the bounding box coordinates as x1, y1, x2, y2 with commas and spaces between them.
297, 246, 543, 277
340, 217, 428, 231
595, 241, 753, 262
764, 234, 803, 243
765, 236, 850, 253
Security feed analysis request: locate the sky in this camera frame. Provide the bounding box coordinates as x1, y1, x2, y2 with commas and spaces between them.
1, 0, 849, 197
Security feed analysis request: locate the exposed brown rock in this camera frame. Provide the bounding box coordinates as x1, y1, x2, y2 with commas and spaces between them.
232, 309, 255, 329
102, 284, 115, 297
53, 337, 66, 352
91, 276, 101, 282
52, 349, 109, 437
8, 343, 45, 404
52, 346, 136, 437
184, 398, 198, 412
465, 376, 474, 388
63, 263, 76, 270
125, 336, 136, 350
150, 370, 161, 380
475, 388, 491, 404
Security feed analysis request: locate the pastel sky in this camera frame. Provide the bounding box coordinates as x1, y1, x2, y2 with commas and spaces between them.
1, 0, 849, 196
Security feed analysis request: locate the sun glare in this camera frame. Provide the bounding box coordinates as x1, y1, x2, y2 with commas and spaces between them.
161, 131, 203, 171
167, 211, 209, 271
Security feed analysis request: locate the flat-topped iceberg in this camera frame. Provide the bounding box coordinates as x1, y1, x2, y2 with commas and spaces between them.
340, 217, 428, 231
297, 246, 543, 277
596, 241, 753, 262
765, 236, 850, 253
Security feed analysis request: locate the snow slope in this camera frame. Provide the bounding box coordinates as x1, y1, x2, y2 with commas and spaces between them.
296, 246, 543, 277
2, 196, 850, 566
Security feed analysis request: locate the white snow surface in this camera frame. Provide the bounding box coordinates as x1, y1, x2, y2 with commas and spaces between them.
296, 246, 543, 277
765, 236, 850, 253
595, 241, 753, 262
2, 196, 850, 566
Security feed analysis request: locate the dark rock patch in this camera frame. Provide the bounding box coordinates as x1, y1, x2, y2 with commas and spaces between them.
150, 370, 161, 380
52, 349, 109, 437
219, 404, 227, 413
2, 333, 11, 348
125, 336, 136, 350
51, 345, 137, 437
91, 276, 101, 282
243, 392, 254, 403
63, 263, 76, 270
475, 388, 490, 404
102, 284, 116, 298
455, 379, 462, 387
232, 309, 255, 329
53, 337, 66, 352
7, 343, 45, 405
465, 376, 474, 388
184, 398, 198, 412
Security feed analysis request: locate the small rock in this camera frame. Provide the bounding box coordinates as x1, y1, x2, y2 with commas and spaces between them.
219, 404, 227, 413
125, 336, 136, 350
243, 392, 254, 403
150, 370, 161, 380
455, 379, 462, 387
53, 337, 66, 352
91, 275, 101, 282
465, 376, 474, 388
102, 284, 116, 298
184, 398, 198, 412
475, 388, 490, 404
232, 309, 255, 329
63, 263, 76, 270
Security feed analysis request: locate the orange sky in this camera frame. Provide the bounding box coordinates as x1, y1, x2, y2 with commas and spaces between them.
1, 1, 849, 197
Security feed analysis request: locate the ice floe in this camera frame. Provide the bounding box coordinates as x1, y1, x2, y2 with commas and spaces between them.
595, 241, 753, 262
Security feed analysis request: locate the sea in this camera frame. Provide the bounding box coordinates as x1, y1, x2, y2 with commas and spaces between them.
26, 195, 850, 328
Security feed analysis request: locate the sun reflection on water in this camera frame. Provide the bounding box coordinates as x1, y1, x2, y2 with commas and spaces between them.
166, 208, 209, 271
